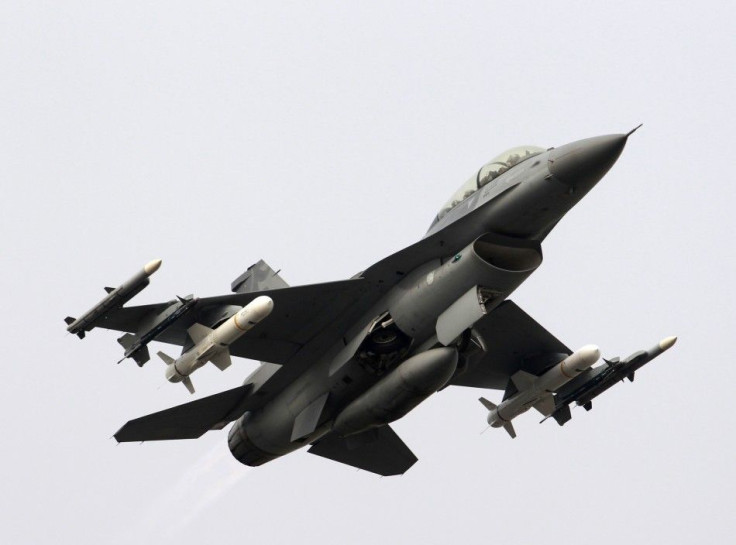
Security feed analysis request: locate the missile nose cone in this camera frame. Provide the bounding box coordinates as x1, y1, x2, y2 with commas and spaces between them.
248, 295, 275, 321
659, 336, 677, 351
578, 344, 601, 367
144, 259, 163, 275
549, 134, 628, 188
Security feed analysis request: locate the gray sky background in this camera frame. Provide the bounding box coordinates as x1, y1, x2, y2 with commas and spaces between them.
2, 2, 734, 544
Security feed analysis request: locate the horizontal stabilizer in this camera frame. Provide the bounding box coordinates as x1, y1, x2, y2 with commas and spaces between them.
308, 425, 417, 476
114, 384, 252, 442
209, 350, 232, 371
187, 323, 213, 345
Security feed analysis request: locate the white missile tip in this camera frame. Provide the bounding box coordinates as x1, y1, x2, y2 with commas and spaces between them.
578, 345, 601, 365
247, 296, 275, 320
144, 259, 163, 275
659, 336, 677, 351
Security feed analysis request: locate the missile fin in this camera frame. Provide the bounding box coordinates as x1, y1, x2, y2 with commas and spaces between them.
187, 323, 214, 344
131, 346, 150, 367
627, 372, 635, 382
117, 333, 138, 350
104, 287, 115, 294
510, 370, 537, 391
479, 397, 497, 411
503, 422, 517, 439
64, 316, 76, 326
551, 405, 572, 426
157, 351, 175, 366
532, 395, 556, 417
182, 376, 195, 394
209, 350, 232, 371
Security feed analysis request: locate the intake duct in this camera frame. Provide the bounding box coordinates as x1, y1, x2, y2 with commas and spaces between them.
389, 233, 542, 343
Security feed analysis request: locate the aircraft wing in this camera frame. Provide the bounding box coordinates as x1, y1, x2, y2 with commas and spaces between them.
308, 425, 418, 476
95, 279, 370, 365
449, 300, 571, 391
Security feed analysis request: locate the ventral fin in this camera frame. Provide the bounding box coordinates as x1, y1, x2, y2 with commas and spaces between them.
187, 323, 214, 344
510, 370, 537, 391
209, 350, 232, 371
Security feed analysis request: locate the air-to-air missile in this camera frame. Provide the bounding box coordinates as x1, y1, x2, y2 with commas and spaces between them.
480, 345, 601, 438
64, 259, 162, 339
116, 295, 200, 367
158, 295, 274, 394
546, 336, 677, 426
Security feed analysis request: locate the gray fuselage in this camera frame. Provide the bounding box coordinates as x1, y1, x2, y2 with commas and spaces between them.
228, 134, 628, 467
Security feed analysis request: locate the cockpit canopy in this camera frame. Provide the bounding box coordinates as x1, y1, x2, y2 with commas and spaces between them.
436, 145, 545, 221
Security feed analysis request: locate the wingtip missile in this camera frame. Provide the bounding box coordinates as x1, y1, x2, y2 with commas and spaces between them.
144, 258, 163, 275
65, 259, 164, 338
659, 336, 677, 351
548, 335, 679, 425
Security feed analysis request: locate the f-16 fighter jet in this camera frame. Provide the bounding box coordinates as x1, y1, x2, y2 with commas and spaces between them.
66, 128, 676, 476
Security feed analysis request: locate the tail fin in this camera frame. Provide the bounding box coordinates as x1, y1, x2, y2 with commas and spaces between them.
503, 422, 517, 439
157, 351, 175, 365
117, 333, 138, 350
130, 346, 150, 367
157, 351, 195, 394
209, 350, 232, 371
479, 397, 517, 438
182, 376, 195, 395
64, 316, 84, 339
479, 397, 497, 411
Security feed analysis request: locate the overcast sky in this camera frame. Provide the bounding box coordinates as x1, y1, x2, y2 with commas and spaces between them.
2, 2, 734, 544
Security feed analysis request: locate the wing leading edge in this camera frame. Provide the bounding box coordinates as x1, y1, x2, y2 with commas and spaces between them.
94, 279, 369, 365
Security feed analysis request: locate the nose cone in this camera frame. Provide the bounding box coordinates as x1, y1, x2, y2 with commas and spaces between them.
549, 134, 628, 187
244, 295, 274, 322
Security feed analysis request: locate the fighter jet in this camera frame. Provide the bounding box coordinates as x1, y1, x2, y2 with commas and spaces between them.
66, 129, 676, 476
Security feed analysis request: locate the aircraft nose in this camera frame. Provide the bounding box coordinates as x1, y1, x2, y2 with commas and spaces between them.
548, 134, 628, 187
